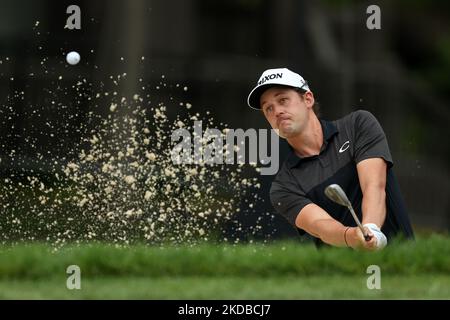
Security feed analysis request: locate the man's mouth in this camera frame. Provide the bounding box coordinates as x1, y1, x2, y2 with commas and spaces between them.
277, 117, 290, 127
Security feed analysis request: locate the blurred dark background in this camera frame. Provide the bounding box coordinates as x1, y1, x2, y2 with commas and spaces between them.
0, 0, 449, 238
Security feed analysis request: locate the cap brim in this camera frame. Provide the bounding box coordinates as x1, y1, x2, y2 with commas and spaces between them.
247, 84, 279, 110
247, 83, 301, 110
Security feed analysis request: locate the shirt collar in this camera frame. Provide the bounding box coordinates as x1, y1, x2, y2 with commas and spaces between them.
286, 119, 338, 168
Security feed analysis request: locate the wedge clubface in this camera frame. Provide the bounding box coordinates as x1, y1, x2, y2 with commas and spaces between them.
324, 184, 371, 241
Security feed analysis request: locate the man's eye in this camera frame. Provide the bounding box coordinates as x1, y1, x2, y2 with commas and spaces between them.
265, 106, 273, 113
279, 98, 288, 104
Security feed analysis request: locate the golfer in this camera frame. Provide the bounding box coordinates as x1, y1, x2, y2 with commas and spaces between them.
247, 68, 414, 250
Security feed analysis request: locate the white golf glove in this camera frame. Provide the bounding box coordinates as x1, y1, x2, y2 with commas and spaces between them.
364, 223, 387, 250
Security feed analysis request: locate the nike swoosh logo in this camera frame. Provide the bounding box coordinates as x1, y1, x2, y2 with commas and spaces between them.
339, 141, 350, 153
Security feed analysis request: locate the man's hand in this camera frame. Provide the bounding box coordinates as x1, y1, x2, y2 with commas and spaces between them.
346, 224, 387, 251
364, 223, 387, 250
346, 226, 378, 251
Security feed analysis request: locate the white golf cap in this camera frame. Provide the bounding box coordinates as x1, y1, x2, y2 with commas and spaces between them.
247, 68, 310, 110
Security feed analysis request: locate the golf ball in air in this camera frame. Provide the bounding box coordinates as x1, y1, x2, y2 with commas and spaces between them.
66, 51, 80, 65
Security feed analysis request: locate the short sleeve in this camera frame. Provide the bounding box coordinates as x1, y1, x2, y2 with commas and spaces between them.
352, 110, 393, 168
270, 169, 312, 230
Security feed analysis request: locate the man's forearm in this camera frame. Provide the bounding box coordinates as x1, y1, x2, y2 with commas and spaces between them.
310, 219, 348, 247
361, 185, 386, 228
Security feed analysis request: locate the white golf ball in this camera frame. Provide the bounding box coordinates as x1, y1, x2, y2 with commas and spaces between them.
66, 51, 80, 65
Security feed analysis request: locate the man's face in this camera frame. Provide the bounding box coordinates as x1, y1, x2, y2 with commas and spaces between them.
260, 87, 314, 139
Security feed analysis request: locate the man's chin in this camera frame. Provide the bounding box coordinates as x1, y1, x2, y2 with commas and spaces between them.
274, 129, 287, 139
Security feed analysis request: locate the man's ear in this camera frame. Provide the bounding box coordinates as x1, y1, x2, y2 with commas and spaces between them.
304, 91, 315, 108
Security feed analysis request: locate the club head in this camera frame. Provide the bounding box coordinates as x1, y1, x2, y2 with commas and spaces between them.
324, 184, 351, 208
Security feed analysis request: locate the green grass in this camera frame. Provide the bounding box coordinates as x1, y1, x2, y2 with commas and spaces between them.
0, 235, 449, 299
0, 275, 448, 299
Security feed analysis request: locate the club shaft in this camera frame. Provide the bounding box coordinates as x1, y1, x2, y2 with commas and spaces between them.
347, 206, 367, 236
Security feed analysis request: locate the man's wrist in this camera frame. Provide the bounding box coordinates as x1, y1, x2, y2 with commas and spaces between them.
343, 226, 351, 247
345, 227, 358, 248
363, 222, 380, 230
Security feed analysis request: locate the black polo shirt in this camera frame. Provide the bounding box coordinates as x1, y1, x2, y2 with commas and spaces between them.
270, 110, 414, 246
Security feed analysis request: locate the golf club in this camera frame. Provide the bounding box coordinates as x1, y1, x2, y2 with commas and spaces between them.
324, 184, 372, 241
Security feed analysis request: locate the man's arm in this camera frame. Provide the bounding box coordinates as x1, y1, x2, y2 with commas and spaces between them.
295, 203, 377, 249
295, 203, 347, 246
356, 158, 387, 228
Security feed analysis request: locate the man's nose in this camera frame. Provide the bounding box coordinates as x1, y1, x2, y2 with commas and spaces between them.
274, 105, 285, 117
